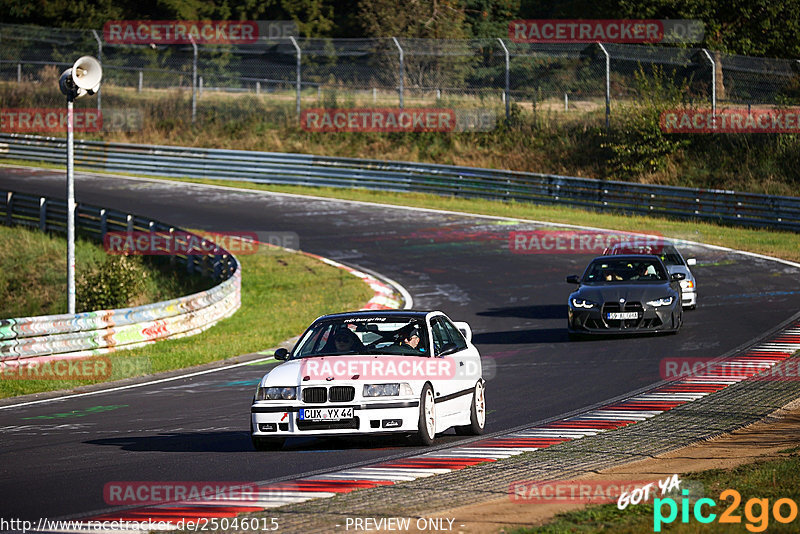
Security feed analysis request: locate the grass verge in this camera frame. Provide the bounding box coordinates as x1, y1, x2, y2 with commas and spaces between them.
0, 247, 373, 399
0, 224, 211, 318
516, 452, 800, 533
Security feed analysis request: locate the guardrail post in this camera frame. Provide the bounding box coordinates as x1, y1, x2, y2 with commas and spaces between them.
39, 197, 46, 232
497, 38, 510, 121
6, 192, 13, 225
597, 43, 610, 133
91, 30, 102, 114
289, 36, 302, 116
100, 208, 107, 237
169, 227, 176, 266
190, 36, 198, 124
126, 214, 134, 233
701, 49, 717, 119
392, 37, 404, 109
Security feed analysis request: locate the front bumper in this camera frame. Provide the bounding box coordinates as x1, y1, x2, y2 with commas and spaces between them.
251, 399, 420, 437
569, 304, 680, 334
681, 288, 697, 308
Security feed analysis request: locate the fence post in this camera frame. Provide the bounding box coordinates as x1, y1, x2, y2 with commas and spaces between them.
138, 70, 143, 92
91, 30, 102, 113
392, 37, 404, 108
17, 63, 21, 83
597, 43, 610, 133
289, 36, 301, 116
497, 38, 510, 121
199, 76, 203, 96
701, 49, 717, 117
190, 36, 197, 124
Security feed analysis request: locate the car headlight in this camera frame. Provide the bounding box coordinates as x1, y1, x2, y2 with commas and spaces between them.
256, 386, 297, 401
680, 280, 694, 290
647, 296, 674, 307
363, 383, 413, 397
571, 298, 596, 309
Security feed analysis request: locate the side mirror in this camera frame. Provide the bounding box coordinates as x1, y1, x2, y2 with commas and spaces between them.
566, 275, 580, 284
453, 321, 472, 343
686, 258, 697, 266
274, 348, 289, 361
671, 272, 686, 281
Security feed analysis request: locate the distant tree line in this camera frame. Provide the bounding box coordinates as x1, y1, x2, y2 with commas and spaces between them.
1, 0, 798, 58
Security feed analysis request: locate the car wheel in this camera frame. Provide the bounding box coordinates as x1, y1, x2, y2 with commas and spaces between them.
414, 383, 436, 446
455, 381, 486, 436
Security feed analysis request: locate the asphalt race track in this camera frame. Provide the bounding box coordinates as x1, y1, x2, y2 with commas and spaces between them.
2, 166, 800, 523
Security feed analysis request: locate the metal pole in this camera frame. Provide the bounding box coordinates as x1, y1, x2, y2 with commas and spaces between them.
67, 98, 76, 314
392, 37, 404, 108
190, 36, 197, 124
138, 70, 143, 92
92, 30, 102, 113
701, 49, 716, 116
17, 63, 21, 83
497, 38, 510, 121
597, 43, 610, 132
289, 37, 301, 116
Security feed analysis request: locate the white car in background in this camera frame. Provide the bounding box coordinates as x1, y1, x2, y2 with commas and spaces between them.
605, 240, 698, 309
250, 310, 485, 449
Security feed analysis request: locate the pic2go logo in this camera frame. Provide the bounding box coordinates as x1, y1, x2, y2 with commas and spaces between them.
654, 489, 799, 532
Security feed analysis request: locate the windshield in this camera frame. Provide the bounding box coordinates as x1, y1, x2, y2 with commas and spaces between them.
583, 258, 668, 283
291, 316, 429, 359
610, 244, 685, 266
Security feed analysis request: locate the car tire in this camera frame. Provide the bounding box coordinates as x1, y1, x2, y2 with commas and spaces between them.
455, 381, 486, 436
414, 383, 436, 446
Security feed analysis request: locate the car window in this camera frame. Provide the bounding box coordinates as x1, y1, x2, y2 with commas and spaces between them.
292, 316, 429, 358
442, 318, 468, 351
431, 317, 467, 356
584, 258, 668, 282
430, 318, 450, 356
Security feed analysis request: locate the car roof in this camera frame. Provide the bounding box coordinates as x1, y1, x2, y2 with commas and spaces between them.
313, 310, 437, 322
590, 254, 664, 262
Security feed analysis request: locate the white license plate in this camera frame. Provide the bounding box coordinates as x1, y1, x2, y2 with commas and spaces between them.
299, 407, 354, 421
607, 312, 639, 320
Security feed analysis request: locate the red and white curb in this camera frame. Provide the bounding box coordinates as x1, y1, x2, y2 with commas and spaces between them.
305, 253, 409, 311
45, 321, 800, 533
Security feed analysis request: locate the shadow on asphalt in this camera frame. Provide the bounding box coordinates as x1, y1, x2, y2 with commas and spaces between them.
477, 304, 565, 320
86, 432, 465, 453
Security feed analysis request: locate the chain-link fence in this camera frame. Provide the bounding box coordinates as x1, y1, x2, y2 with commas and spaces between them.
1, 22, 799, 131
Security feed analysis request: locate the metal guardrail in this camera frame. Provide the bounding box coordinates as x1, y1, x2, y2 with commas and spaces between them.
0, 190, 241, 362
1, 133, 798, 231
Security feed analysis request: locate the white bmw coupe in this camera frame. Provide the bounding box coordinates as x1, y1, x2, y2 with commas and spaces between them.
250, 310, 485, 449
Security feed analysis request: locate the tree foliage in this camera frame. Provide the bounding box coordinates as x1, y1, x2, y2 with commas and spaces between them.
1, 0, 798, 58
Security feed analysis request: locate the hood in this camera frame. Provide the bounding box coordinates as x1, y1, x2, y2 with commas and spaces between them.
572, 283, 676, 304
261, 359, 303, 387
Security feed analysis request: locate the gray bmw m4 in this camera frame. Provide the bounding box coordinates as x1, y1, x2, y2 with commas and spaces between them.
566, 255, 684, 338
